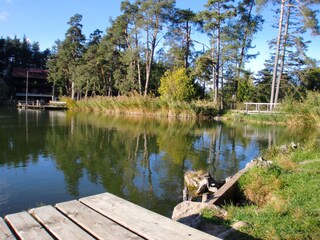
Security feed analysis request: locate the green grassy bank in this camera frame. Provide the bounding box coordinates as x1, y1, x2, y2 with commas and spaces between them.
202, 139, 320, 239
200, 94, 320, 239
62, 96, 219, 119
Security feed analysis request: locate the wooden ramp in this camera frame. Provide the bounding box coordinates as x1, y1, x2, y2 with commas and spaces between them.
1, 192, 220, 240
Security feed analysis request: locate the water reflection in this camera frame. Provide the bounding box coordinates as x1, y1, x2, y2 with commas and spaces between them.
0, 107, 316, 217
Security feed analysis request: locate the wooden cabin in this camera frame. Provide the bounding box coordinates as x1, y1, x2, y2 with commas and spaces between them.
11, 68, 53, 103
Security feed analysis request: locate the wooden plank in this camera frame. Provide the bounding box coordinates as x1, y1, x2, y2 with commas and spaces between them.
80, 192, 220, 240
29, 205, 94, 240
56, 200, 143, 240
0, 217, 16, 240
5, 211, 52, 240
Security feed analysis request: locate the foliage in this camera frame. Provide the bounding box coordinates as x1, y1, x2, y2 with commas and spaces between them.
158, 68, 194, 101
281, 91, 320, 126
237, 75, 254, 102
264, 0, 320, 105
0, 36, 50, 71
47, 14, 86, 99
1, 0, 319, 107
164, 8, 200, 69
138, 0, 175, 96
192, 55, 213, 87
0, 36, 50, 96
0, 78, 9, 100
298, 67, 320, 92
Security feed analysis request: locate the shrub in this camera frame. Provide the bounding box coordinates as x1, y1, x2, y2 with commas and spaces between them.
158, 68, 194, 101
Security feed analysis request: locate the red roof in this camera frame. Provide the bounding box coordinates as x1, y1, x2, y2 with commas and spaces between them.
12, 68, 48, 79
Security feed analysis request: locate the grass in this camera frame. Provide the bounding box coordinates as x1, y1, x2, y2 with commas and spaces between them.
230, 112, 287, 125
60, 96, 219, 119
201, 140, 320, 239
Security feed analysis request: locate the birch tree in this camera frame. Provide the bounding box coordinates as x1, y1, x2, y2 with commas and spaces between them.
269, 0, 320, 106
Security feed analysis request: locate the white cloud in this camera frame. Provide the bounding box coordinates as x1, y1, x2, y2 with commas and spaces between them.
0, 11, 9, 21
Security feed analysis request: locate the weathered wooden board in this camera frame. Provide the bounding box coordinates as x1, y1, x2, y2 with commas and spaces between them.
80, 192, 219, 240
0, 217, 16, 240
209, 163, 254, 206
56, 200, 143, 240
5, 211, 52, 240
29, 205, 94, 240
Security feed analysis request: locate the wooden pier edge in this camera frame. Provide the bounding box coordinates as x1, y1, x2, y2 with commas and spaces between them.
1, 192, 221, 240
80, 192, 220, 240
0, 217, 15, 240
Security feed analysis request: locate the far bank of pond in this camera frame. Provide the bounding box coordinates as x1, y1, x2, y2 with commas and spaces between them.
63, 96, 219, 119
0, 106, 316, 218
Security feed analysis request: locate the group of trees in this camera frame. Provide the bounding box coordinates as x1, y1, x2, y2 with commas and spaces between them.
266, 0, 320, 107
48, 0, 265, 103
1, 0, 319, 107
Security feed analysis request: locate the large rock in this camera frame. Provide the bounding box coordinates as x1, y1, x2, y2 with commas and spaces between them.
172, 201, 207, 228
172, 201, 228, 235
172, 201, 226, 226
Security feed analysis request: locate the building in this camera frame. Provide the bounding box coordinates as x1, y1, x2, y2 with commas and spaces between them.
11, 68, 53, 103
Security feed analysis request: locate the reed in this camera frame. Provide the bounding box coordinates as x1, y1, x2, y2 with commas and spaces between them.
61, 96, 219, 119
281, 91, 320, 126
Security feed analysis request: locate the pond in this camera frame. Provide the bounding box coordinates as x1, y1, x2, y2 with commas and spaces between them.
0, 106, 312, 217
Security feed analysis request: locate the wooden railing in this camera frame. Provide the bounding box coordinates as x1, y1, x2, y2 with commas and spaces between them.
244, 102, 280, 114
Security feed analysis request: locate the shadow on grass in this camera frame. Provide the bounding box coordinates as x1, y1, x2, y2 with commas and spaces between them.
177, 214, 261, 240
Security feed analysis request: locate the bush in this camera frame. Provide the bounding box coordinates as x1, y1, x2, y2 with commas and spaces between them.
158, 68, 194, 101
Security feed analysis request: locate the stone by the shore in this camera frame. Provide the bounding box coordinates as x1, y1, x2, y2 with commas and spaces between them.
172, 201, 227, 230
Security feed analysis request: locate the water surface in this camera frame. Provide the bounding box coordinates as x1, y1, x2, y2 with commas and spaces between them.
0, 107, 311, 217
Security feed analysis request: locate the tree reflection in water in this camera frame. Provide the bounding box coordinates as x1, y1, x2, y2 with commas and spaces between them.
0, 108, 316, 216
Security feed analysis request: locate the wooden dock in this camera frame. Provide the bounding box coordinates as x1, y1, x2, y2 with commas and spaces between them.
1, 192, 220, 240
17, 100, 67, 110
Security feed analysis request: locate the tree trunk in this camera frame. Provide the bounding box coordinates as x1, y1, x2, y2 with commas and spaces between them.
220, 61, 224, 110
236, 0, 255, 93
185, 20, 191, 69
270, 0, 285, 109
275, 2, 291, 105
211, 40, 216, 103
144, 11, 159, 97
85, 80, 89, 99
144, 41, 156, 97
144, 26, 151, 97
135, 34, 142, 95
215, 25, 221, 106
71, 81, 75, 99
108, 76, 112, 96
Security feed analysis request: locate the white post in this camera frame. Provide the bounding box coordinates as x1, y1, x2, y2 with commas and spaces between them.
25, 70, 29, 105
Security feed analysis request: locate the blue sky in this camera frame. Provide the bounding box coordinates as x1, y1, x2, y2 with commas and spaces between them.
0, 0, 319, 73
